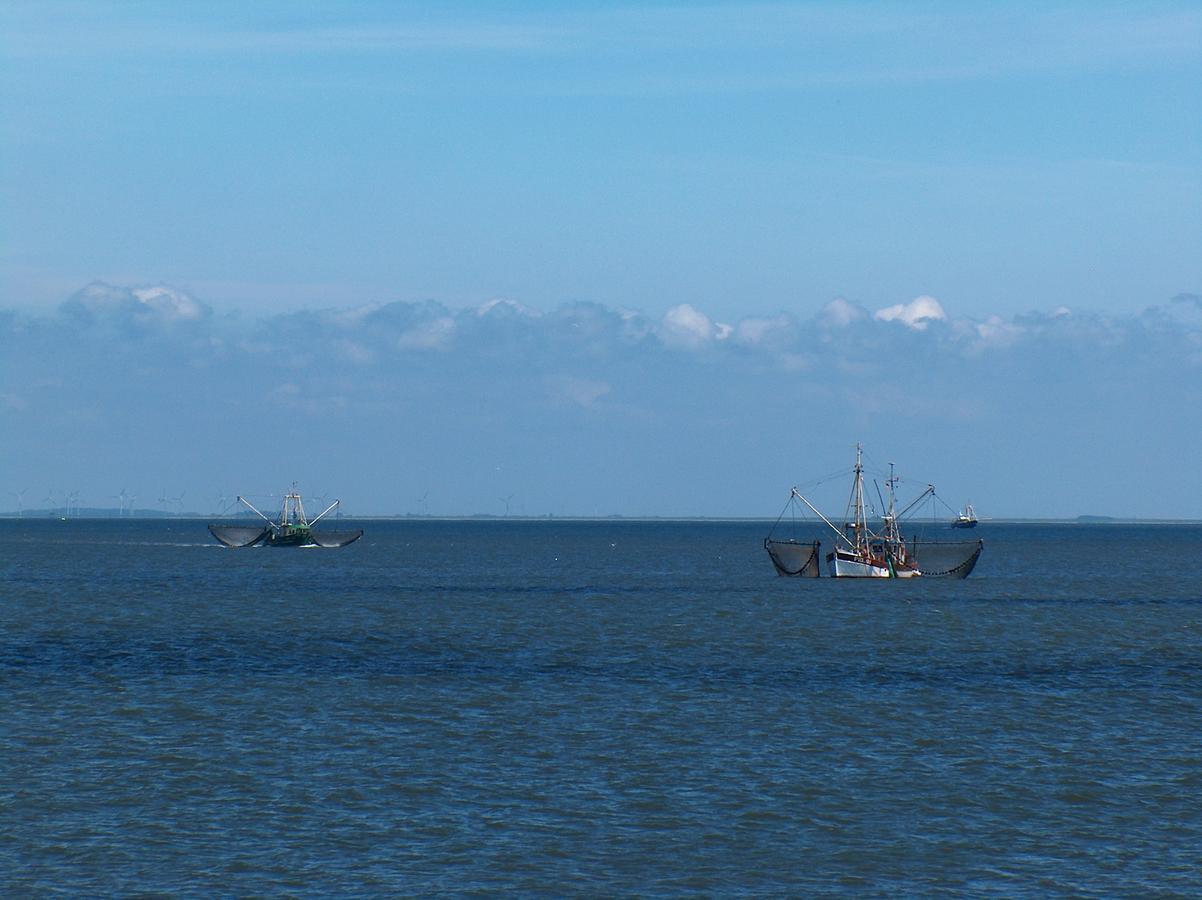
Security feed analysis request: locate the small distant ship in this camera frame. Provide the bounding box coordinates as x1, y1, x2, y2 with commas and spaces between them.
208, 486, 362, 548
764, 444, 983, 579
952, 503, 979, 528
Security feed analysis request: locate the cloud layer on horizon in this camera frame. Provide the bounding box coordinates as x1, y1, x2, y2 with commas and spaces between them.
2, 283, 1200, 518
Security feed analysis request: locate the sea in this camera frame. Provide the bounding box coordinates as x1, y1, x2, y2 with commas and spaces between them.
2, 518, 1200, 895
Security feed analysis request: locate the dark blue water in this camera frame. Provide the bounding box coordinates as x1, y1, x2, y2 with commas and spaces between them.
2, 519, 1201, 895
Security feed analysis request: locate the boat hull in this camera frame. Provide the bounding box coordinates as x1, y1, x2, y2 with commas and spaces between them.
826, 548, 923, 578
265, 525, 312, 546
827, 550, 891, 578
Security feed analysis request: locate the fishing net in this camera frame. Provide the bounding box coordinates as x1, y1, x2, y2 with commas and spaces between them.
308, 529, 364, 548
907, 539, 984, 578
208, 525, 270, 548
764, 538, 821, 577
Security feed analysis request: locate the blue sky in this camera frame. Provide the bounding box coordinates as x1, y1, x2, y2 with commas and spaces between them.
1, 2, 1200, 517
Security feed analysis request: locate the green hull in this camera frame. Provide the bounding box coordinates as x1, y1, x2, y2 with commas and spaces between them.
265, 525, 312, 546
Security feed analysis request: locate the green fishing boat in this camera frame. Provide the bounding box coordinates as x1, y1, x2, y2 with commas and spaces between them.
208, 485, 362, 548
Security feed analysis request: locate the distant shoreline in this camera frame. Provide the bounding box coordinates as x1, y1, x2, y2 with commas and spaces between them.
2, 513, 1200, 525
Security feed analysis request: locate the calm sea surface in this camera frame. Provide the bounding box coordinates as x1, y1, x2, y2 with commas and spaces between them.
2, 519, 1200, 895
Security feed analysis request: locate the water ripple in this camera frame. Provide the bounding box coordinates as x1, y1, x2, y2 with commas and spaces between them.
2, 519, 1201, 894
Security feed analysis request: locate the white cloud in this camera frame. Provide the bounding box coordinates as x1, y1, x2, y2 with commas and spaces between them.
974, 315, 1024, 348
1, 391, 28, 412
733, 316, 781, 345
874, 295, 947, 330
334, 339, 375, 365
68, 282, 129, 311
617, 308, 654, 342
64, 281, 211, 328
660, 303, 725, 348
820, 297, 866, 328
552, 377, 611, 408
397, 316, 456, 350
131, 285, 205, 321
778, 352, 811, 372
327, 304, 382, 328
477, 298, 540, 318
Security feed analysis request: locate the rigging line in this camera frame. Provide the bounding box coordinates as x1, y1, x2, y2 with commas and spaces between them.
932, 491, 960, 516
858, 449, 931, 491
859, 448, 900, 481
790, 466, 854, 492
767, 493, 794, 538
874, 480, 888, 518
859, 447, 884, 474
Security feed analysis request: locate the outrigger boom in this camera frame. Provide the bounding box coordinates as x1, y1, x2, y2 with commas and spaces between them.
789, 487, 852, 549
236, 495, 274, 524
236, 493, 340, 529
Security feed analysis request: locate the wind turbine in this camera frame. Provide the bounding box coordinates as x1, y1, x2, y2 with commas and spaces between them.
67, 490, 81, 518
9, 489, 26, 517
171, 491, 186, 516
157, 488, 170, 515
43, 488, 56, 517
500, 494, 514, 517
111, 488, 129, 517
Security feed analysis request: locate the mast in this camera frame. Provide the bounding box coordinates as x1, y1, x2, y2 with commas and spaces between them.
845, 442, 869, 555
883, 461, 900, 546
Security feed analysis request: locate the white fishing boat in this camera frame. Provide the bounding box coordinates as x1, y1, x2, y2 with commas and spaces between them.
953, 503, 979, 528
765, 444, 984, 579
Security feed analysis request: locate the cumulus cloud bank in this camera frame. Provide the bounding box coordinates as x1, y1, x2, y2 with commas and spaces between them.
2, 282, 1200, 517
61, 281, 211, 327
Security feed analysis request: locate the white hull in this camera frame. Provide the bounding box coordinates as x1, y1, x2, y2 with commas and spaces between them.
827, 551, 890, 578
826, 550, 923, 578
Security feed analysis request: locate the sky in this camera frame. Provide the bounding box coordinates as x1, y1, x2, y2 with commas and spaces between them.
1, 2, 1200, 518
